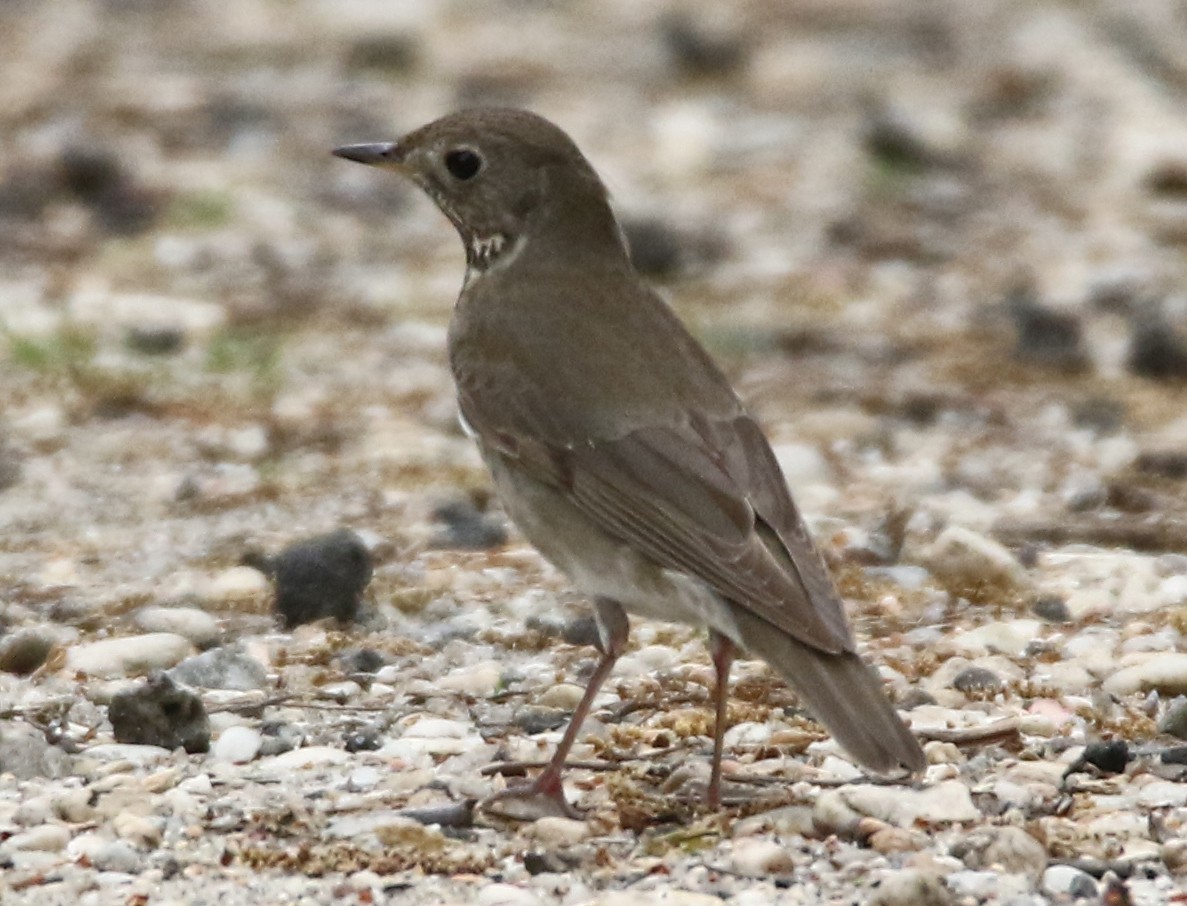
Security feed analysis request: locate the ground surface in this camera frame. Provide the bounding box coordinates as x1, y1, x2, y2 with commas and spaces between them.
3, 1, 1187, 904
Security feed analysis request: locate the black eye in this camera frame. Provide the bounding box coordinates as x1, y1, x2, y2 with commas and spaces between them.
444, 148, 482, 181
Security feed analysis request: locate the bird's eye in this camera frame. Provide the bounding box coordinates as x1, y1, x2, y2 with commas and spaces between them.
444, 148, 483, 181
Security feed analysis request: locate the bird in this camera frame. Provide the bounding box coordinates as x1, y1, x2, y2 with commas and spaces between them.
333, 108, 925, 817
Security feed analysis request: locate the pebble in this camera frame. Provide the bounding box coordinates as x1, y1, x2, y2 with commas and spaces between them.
133, 606, 220, 648
524, 816, 589, 848
89, 839, 145, 874
729, 838, 795, 876
951, 620, 1042, 657
818, 780, 981, 829
868, 869, 954, 906
0, 627, 56, 675
429, 499, 508, 550
1159, 697, 1187, 739
212, 725, 263, 763
208, 566, 270, 600
922, 525, 1028, 590
0, 721, 73, 779
952, 825, 1047, 879
1040, 864, 1098, 899
537, 683, 585, 710
437, 660, 502, 695
168, 644, 269, 691
1103, 652, 1187, 696
2, 824, 71, 852
67, 633, 194, 678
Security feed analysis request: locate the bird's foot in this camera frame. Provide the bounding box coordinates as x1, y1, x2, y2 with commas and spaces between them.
479, 776, 584, 822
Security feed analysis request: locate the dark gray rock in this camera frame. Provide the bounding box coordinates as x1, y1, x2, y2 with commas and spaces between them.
0, 628, 54, 675
429, 500, 508, 550
108, 672, 210, 753
245, 528, 373, 628
952, 666, 1005, 695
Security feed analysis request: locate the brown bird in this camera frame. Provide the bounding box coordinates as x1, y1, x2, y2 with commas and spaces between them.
334, 109, 924, 817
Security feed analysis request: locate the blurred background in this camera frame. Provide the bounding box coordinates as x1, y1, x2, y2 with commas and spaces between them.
2, 0, 1187, 593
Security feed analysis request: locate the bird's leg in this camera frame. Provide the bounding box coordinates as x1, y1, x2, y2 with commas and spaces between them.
707, 630, 736, 810
482, 598, 629, 820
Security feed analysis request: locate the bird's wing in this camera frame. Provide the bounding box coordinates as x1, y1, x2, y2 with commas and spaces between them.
462, 386, 855, 654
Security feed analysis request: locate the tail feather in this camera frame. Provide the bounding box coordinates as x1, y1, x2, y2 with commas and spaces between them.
728, 603, 925, 774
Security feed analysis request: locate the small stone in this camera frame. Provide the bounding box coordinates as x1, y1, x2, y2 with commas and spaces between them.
951, 666, 1004, 695
0, 627, 55, 675
660, 12, 748, 79
1103, 653, 1187, 696
212, 725, 262, 763
258, 722, 303, 757
429, 499, 508, 550
437, 660, 501, 696
339, 648, 387, 674
1078, 739, 1130, 774
169, 644, 269, 691
1040, 864, 1098, 899
112, 813, 163, 848
514, 706, 568, 734
344, 724, 385, 753
951, 620, 1042, 657
108, 673, 210, 753
1008, 287, 1088, 372
90, 839, 144, 874
0, 721, 72, 779
730, 838, 795, 876
1031, 595, 1072, 623
2, 824, 71, 852
537, 683, 585, 710
825, 780, 981, 828
1127, 318, 1187, 381
922, 525, 1028, 591
208, 566, 270, 600
951, 825, 1047, 879
869, 869, 954, 906
524, 816, 589, 848
246, 528, 373, 628
347, 766, 381, 792
1159, 697, 1187, 739
134, 606, 220, 648
67, 633, 193, 678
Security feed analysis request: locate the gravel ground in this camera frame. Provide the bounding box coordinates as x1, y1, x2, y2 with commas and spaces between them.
4, 1, 1187, 903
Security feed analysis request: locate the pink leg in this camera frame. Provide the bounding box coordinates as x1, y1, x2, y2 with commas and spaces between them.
483, 599, 629, 820
707, 630, 735, 810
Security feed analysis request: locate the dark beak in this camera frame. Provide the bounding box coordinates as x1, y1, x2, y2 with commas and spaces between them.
331, 142, 404, 167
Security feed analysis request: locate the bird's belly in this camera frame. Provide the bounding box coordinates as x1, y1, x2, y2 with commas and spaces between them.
484, 448, 741, 642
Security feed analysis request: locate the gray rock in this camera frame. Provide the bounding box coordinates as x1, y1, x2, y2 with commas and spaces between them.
1160, 697, 1187, 740
0, 722, 72, 779
245, 528, 373, 628
108, 672, 210, 753
90, 839, 144, 874
1040, 864, 1098, 899
169, 644, 268, 691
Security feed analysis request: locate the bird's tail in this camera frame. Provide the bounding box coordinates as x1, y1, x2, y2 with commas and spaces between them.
728, 603, 925, 774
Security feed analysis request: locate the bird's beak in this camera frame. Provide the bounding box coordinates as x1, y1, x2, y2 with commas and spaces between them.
331, 142, 406, 168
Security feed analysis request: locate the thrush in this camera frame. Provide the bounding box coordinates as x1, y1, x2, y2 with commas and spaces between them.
334, 109, 925, 817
